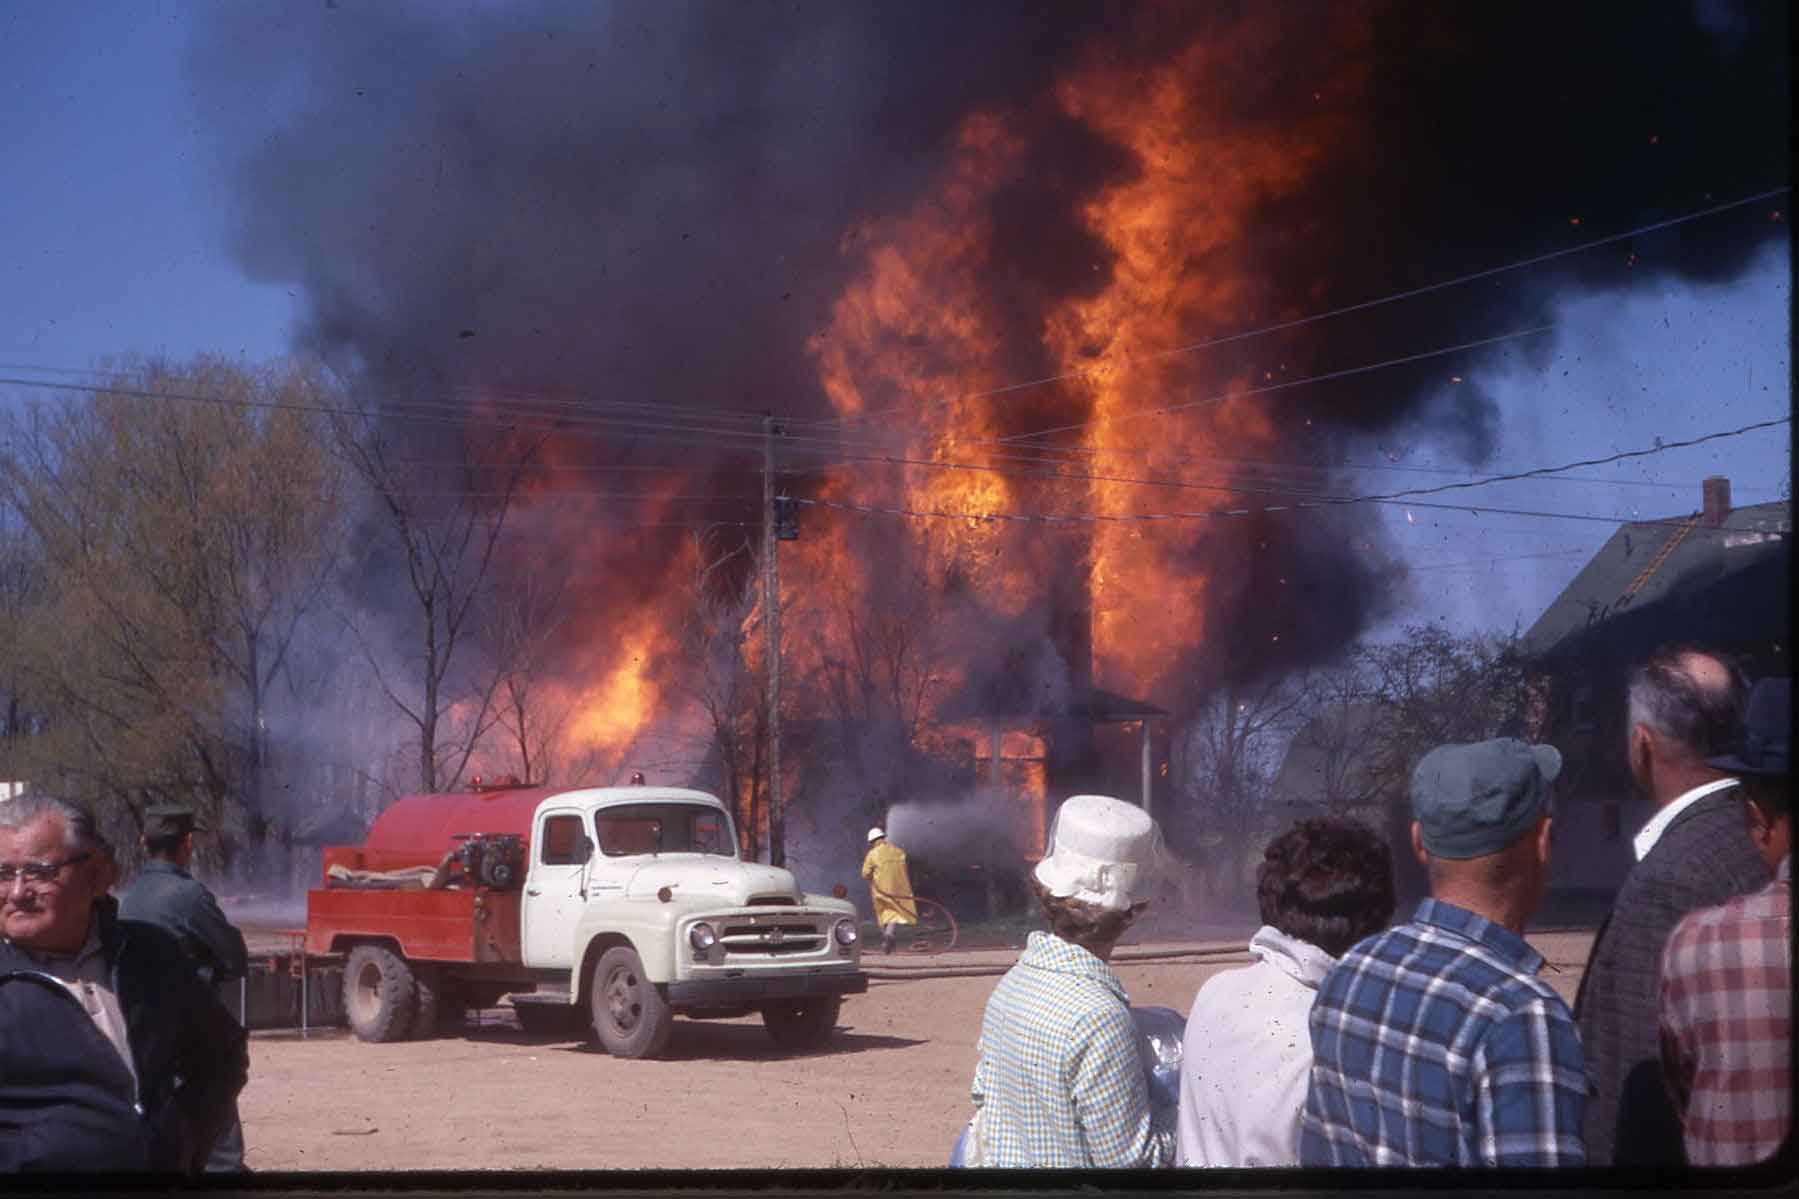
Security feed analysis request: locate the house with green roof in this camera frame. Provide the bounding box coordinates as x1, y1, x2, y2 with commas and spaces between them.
1518, 476, 1789, 897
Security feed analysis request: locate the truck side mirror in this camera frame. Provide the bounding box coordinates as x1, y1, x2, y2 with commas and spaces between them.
578, 836, 595, 863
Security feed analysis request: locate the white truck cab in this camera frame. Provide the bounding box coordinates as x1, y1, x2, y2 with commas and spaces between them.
516, 786, 866, 1057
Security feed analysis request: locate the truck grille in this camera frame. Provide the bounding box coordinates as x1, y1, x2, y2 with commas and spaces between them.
719, 920, 825, 956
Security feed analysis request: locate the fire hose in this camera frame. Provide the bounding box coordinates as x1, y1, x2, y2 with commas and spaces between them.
867, 885, 959, 954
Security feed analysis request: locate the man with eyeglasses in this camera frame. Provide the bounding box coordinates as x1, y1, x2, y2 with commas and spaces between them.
0, 792, 247, 1175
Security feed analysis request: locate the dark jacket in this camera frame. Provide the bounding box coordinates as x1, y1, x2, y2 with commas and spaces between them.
1572, 788, 1770, 1165
117, 859, 249, 982
0, 898, 249, 1175
0, 972, 153, 1172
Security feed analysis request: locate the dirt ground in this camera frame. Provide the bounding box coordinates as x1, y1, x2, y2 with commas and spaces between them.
240, 930, 1596, 1172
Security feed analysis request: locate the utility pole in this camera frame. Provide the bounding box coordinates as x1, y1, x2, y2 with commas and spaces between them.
762, 415, 785, 867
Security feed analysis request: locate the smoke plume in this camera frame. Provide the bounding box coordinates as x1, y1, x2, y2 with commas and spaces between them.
188, 3, 1788, 828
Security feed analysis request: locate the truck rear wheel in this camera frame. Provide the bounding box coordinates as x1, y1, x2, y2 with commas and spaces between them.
344, 945, 416, 1043
590, 946, 673, 1059
761, 997, 841, 1051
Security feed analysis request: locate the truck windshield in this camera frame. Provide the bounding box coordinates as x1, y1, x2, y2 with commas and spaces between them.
593, 804, 736, 858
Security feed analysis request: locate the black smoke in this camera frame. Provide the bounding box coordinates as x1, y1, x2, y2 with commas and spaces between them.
188, 0, 1789, 697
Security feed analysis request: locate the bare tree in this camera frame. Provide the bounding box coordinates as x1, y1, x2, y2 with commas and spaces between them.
1354, 626, 1527, 793
673, 527, 766, 858
797, 553, 951, 834
328, 412, 536, 793
479, 558, 578, 783
1168, 674, 1310, 898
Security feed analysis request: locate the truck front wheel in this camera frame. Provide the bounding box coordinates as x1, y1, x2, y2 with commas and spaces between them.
344, 944, 417, 1043
761, 996, 841, 1051
590, 946, 673, 1059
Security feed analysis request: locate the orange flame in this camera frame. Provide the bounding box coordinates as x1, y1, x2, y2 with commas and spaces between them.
808, 10, 1368, 701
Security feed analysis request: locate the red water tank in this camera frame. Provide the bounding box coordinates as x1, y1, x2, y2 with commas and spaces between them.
358, 786, 561, 868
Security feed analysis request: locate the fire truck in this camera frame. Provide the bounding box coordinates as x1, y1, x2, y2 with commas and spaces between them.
305, 779, 866, 1058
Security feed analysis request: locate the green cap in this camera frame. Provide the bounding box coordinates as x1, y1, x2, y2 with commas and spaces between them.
1411, 738, 1561, 860
143, 805, 202, 840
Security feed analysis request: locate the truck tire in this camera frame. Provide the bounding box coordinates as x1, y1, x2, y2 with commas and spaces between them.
590, 946, 673, 1059
761, 997, 841, 1051
344, 945, 416, 1043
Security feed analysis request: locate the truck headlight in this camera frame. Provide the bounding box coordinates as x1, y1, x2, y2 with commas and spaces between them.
832, 919, 859, 947
688, 922, 717, 951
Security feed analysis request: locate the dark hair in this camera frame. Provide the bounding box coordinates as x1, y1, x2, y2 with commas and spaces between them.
1741, 775, 1790, 817
1626, 644, 1749, 761
1030, 875, 1136, 946
143, 831, 186, 857
1257, 817, 1395, 958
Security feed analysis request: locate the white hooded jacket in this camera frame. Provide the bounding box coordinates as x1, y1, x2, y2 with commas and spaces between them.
1176, 924, 1337, 1166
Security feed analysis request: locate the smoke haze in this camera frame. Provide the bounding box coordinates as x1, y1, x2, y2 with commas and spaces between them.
184, 3, 1788, 866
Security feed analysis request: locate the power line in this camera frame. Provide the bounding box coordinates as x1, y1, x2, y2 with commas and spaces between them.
804, 185, 1790, 432
795, 492, 1786, 533
794, 413, 1793, 534
0, 359, 783, 430
773, 412, 1789, 520
1309, 416, 1792, 507
994, 326, 1555, 445
13, 363, 1777, 526
4, 185, 1783, 463
1404, 549, 1593, 573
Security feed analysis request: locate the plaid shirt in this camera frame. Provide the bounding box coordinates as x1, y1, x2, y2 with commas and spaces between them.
1659, 855, 1792, 1166
1301, 899, 1588, 1167
970, 931, 1173, 1167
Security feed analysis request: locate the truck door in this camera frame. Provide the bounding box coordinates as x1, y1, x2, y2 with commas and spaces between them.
522, 809, 588, 969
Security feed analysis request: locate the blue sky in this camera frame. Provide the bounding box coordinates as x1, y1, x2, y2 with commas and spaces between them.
0, 4, 299, 366
1, 4, 1788, 644
1367, 242, 1789, 638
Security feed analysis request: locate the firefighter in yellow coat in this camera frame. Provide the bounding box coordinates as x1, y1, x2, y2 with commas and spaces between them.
860, 827, 918, 953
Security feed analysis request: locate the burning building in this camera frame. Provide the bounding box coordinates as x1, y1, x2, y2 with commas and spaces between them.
195, 3, 1789, 885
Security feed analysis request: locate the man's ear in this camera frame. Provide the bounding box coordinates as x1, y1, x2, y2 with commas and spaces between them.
1743, 794, 1772, 844
1410, 822, 1429, 866
1629, 724, 1656, 779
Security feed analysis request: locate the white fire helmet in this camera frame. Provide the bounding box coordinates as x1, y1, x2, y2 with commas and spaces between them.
866, 827, 885, 843
1032, 794, 1162, 912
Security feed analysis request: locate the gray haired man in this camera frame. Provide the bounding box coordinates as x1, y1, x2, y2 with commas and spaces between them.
1573, 645, 1769, 1164
0, 793, 247, 1174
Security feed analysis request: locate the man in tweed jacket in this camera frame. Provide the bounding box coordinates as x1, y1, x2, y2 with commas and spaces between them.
1573, 647, 1770, 1165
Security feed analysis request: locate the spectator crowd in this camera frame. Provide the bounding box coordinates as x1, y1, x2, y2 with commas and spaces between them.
0, 644, 1789, 1173
962, 647, 1790, 1170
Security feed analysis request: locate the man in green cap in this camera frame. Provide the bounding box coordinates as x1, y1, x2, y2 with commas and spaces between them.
1301, 737, 1588, 1166
118, 805, 250, 1172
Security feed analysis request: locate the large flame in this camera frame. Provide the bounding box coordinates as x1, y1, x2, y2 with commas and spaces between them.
476, 10, 1369, 823
808, 10, 1366, 700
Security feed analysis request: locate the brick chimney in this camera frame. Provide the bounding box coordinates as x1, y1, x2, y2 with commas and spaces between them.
1701, 475, 1731, 527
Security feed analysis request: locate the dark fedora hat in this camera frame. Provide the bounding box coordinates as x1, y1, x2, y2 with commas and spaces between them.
1705, 677, 1789, 777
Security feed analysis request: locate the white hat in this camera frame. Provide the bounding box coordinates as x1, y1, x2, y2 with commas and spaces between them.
866, 827, 885, 842
1032, 795, 1160, 912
